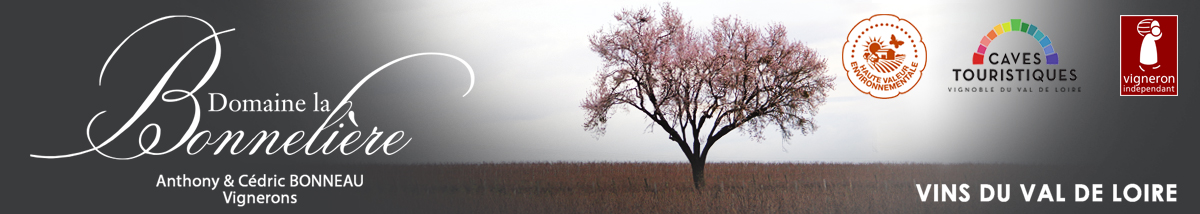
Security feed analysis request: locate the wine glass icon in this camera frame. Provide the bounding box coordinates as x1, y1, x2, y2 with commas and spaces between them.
1138, 19, 1162, 71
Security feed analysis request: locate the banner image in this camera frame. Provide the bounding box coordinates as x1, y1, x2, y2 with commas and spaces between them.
15, 0, 1195, 213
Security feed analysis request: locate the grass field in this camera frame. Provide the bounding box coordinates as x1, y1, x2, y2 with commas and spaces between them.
363, 163, 1077, 213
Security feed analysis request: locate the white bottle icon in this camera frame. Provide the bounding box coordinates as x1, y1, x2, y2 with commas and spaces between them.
1138, 19, 1161, 69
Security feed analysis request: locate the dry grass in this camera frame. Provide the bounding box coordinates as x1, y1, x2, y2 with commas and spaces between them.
363, 163, 1062, 213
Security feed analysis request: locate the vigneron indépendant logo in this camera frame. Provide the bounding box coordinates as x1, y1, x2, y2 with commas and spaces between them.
842, 14, 927, 99
1120, 15, 1178, 96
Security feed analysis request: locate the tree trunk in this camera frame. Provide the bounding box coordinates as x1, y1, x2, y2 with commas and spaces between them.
690, 160, 706, 190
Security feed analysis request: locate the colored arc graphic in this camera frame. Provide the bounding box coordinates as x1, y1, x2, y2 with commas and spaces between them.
973, 19, 1058, 65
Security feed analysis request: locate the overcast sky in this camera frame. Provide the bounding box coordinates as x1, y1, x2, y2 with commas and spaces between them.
319, 0, 1141, 164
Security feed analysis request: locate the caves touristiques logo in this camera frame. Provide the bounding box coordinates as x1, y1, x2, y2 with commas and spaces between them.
971, 19, 1060, 65
949, 19, 1080, 94
842, 14, 927, 99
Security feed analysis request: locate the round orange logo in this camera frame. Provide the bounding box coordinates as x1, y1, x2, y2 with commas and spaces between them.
842, 14, 926, 99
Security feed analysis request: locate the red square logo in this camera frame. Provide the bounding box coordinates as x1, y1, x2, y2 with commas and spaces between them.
1120, 15, 1178, 96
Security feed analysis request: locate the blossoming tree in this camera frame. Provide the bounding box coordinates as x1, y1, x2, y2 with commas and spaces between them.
582, 4, 835, 189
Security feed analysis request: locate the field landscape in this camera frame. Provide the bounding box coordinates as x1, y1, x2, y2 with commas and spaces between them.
359, 163, 1086, 213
